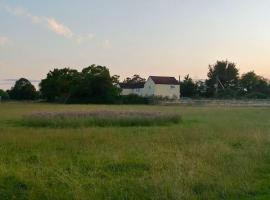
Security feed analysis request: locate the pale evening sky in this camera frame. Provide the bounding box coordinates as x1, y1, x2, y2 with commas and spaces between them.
0, 0, 270, 89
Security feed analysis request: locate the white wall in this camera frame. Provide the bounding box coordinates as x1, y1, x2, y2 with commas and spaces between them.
143, 78, 155, 97
121, 88, 144, 96
120, 77, 180, 99
154, 84, 180, 99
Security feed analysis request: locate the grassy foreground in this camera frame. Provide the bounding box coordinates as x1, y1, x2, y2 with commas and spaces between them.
0, 103, 270, 200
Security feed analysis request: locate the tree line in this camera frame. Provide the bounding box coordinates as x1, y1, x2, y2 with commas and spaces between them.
0, 60, 270, 103
181, 60, 270, 99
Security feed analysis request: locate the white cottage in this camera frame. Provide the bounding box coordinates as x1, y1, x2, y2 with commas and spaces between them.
120, 76, 180, 99
144, 76, 180, 99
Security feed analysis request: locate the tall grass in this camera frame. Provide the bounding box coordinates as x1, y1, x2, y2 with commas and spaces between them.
17, 111, 182, 128
0, 103, 270, 199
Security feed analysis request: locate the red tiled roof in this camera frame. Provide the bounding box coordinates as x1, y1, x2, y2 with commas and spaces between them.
149, 76, 179, 85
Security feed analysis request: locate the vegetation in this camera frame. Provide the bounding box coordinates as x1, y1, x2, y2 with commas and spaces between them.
17, 111, 181, 128
0, 103, 270, 199
2, 61, 270, 102
180, 60, 270, 99
0, 89, 9, 100
39, 65, 121, 104
123, 74, 146, 84
8, 78, 37, 100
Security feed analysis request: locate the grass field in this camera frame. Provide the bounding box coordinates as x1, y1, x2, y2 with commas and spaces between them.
0, 102, 270, 200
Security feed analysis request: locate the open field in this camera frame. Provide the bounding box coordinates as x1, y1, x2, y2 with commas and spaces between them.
0, 103, 270, 199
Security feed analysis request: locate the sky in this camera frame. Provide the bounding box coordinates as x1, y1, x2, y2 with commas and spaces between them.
1, 0, 270, 89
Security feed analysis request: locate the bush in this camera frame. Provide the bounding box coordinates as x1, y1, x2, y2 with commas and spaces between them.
120, 94, 149, 104
0, 89, 9, 101
244, 92, 269, 99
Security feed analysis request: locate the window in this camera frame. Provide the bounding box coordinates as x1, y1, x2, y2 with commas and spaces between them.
170, 85, 175, 89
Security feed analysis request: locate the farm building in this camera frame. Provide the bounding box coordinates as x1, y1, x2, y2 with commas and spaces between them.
118, 82, 145, 96
119, 76, 180, 99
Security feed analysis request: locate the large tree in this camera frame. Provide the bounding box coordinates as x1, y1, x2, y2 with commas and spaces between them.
71, 65, 120, 103
206, 60, 239, 97
240, 71, 270, 97
40, 68, 80, 102
40, 65, 120, 103
180, 75, 197, 97
9, 78, 37, 100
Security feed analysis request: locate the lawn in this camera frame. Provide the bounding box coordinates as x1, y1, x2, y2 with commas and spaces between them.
0, 102, 270, 200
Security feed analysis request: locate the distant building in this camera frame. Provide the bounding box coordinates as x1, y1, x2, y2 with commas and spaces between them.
119, 82, 145, 96
119, 76, 180, 99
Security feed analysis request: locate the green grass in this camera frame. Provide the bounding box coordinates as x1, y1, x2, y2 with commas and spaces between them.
0, 102, 270, 199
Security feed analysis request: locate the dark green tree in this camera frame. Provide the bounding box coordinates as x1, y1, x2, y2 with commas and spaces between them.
71, 65, 120, 103
206, 60, 239, 97
40, 65, 120, 103
40, 68, 80, 102
180, 75, 197, 97
9, 78, 37, 100
240, 71, 270, 98
0, 89, 9, 100
123, 74, 146, 84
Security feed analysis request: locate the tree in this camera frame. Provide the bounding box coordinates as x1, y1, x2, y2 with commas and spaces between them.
0, 89, 9, 100
40, 65, 121, 103
71, 65, 120, 103
123, 74, 146, 84
40, 68, 80, 102
240, 71, 270, 98
180, 75, 197, 97
206, 60, 239, 97
9, 78, 37, 100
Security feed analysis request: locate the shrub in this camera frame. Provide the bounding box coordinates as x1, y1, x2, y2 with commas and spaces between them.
0, 89, 9, 101
120, 94, 149, 104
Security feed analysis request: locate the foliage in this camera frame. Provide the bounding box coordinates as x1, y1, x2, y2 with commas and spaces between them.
180, 75, 197, 97
240, 71, 270, 97
40, 65, 121, 103
120, 94, 149, 104
0, 89, 9, 100
123, 74, 146, 84
39, 68, 80, 102
9, 78, 37, 100
206, 60, 239, 97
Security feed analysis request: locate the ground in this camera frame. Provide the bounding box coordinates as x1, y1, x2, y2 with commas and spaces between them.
0, 102, 270, 200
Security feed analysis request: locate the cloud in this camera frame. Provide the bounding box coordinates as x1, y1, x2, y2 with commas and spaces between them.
1, 3, 94, 44
102, 39, 112, 49
0, 36, 9, 46
46, 18, 73, 38
76, 34, 95, 44
3, 5, 41, 23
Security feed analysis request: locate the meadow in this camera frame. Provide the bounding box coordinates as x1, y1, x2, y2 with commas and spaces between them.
0, 102, 270, 200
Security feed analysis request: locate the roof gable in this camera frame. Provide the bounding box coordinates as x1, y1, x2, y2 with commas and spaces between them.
149, 76, 179, 85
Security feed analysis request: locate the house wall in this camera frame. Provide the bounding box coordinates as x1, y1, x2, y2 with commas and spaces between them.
143, 78, 155, 96
121, 88, 144, 96
121, 88, 134, 96
120, 77, 180, 99
154, 84, 180, 99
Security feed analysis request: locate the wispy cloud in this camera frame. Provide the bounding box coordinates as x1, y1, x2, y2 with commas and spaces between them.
0, 3, 94, 44
76, 34, 95, 44
0, 36, 9, 46
46, 18, 73, 38
102, 39, 112, 49
3, 5, 41, 23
